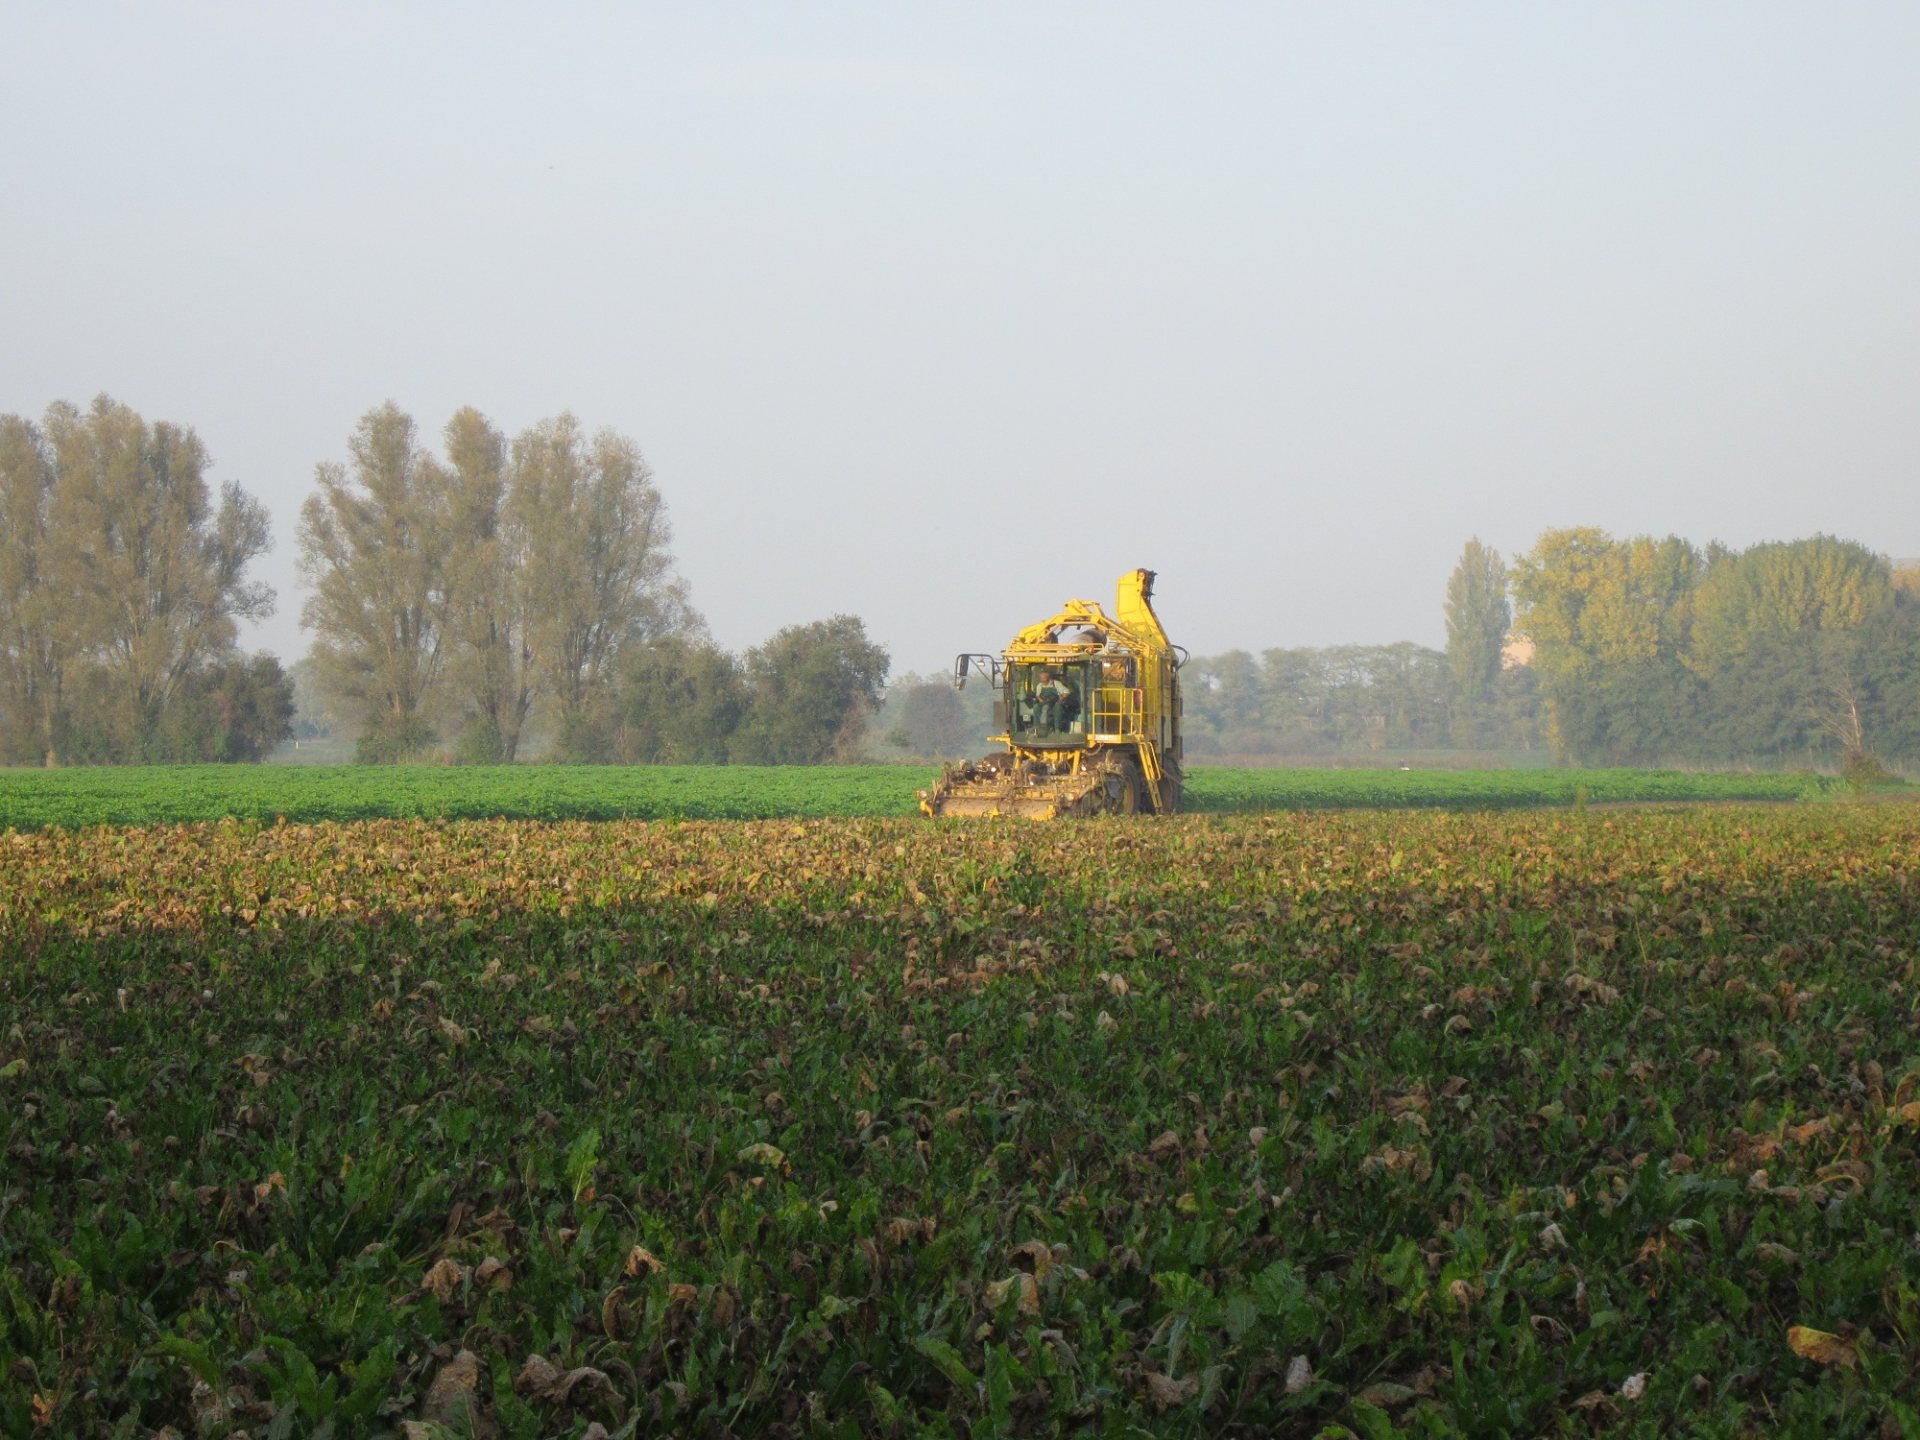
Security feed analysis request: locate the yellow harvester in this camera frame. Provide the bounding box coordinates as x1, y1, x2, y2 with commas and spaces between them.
921, 569, 1185, 818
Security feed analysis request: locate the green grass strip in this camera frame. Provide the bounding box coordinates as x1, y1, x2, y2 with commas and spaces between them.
0, 763, 1851, 830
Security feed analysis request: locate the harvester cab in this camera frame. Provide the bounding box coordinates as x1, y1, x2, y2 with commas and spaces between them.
921, 569, 1186, 819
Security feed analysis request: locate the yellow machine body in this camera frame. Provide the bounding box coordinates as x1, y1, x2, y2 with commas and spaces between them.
921, 569, 1185, 819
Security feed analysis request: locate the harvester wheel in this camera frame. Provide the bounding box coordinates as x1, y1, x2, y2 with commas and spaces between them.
1096, 757, 1144, 815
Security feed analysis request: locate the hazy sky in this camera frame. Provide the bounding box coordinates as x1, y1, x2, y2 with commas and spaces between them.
4, 3, 1916, 676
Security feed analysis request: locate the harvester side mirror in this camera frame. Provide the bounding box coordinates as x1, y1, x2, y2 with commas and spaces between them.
956, 654, 1003, 690
992, 700, 1007, 732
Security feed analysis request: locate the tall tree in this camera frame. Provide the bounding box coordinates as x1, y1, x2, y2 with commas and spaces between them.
1509, 526, 1616, 688
513, 415, 696, 758
614, 636, 748, 763
732, 616, 889, 764
1443, 538, 1510, 705
0, 415, 61, 765
298, 403, 454, 761
41, 397, 273, 759
142, 653, 294, 763
1513, 529, 1701, 675
299, 404, 703, 763
438, 407, 537, 761
1690, 537, 1901, 766
1512, 528, 1701, 760
1689, 535, 1894, 675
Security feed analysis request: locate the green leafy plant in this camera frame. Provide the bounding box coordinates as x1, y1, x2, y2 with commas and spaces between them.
3, 805, 1917, 1434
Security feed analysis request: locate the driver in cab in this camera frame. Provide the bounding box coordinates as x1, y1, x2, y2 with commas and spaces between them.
1029, 667, 1079, 733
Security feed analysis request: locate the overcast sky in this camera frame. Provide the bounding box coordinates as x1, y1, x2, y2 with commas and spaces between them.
4, 3, 1916, 675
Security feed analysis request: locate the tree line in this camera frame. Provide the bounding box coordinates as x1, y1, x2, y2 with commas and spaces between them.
1182, 530, 1918, 771
1181, 642, 1540, 758
0, 398, 290, 765
297, 403, 889, 764
299, 401, 693, 762
2, 395, 892, 767
1175, 537, 1533, 760
8, 394, 1912, 773
1505, 529, 1920, 769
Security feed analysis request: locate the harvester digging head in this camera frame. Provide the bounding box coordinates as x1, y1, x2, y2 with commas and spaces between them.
920, 754, 1144, 821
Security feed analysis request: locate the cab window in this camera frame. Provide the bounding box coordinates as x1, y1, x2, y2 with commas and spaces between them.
1010, 662, 1086, 739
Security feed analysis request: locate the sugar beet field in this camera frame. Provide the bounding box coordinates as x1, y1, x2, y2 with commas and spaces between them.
3, 790, 1919, 1436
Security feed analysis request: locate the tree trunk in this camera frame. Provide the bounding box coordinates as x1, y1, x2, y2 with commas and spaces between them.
40, 699, 58, 768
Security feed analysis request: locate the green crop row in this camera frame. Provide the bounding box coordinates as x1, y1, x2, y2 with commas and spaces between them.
2, 807, 1917, 1436
0, 763, 1850, 831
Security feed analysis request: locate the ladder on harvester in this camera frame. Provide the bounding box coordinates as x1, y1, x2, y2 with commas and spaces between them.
1138, 740, 1165, 813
